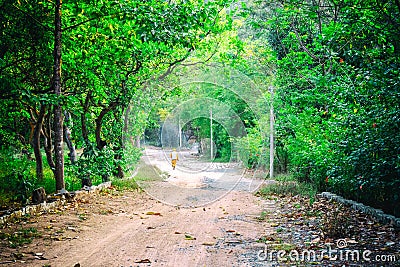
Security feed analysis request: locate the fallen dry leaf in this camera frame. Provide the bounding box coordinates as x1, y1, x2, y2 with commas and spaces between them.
135, 259, 151, 263
185, 234, 196, 240
145, 211, 162, 216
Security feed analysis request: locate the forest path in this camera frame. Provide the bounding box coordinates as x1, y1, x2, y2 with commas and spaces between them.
2, 147, 275, 267
137, 146, 267, 207
2, 147, 399, 266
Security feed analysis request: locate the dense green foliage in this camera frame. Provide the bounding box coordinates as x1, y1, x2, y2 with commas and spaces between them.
0, 0, 232, 201
247, 0, 400, 215
0, 0, 398, 218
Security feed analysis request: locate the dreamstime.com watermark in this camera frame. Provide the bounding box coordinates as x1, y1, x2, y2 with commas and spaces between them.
257, 239, 399, 264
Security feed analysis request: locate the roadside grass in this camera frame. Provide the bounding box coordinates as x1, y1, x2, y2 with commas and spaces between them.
133, 162, 165, 182
111, 162, 163, 191
111, 178, 139, 191
258, 174, 317, 200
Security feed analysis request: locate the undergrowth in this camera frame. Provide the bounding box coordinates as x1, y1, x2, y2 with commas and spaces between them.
258, 174, 317, 199
111, 178, 139, 191
0, 227, 40, 248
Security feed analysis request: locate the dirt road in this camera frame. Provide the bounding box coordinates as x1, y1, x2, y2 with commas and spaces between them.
2, 147, 274, 267
3, 147, 399, 266
138, 147, 266, 207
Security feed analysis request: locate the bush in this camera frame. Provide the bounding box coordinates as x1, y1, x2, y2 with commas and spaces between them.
0, 149, 36, 204
235, 127, 269, 169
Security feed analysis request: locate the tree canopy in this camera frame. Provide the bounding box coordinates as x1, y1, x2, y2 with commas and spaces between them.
0, 0, 399, 216
246, 0, 400, 215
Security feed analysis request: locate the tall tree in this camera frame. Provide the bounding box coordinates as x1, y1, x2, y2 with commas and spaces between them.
53, 0, 64, 190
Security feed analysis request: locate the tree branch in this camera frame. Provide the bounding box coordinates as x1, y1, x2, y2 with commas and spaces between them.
181, 44, 219, 67
63, 11, 125, 31
290, 20, 318, 61
11, 4, 52, 31
156, 48, 193, 81
95, 101, 119, 150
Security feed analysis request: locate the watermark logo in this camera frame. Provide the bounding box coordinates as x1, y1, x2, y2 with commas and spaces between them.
336, 238, 347, 249
257, 239, 398, 264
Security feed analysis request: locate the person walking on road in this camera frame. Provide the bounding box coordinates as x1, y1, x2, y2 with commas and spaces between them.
170, 148, 179, 170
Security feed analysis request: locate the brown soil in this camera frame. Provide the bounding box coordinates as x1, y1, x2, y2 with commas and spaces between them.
0, 148, 272, 267
0, 189, 274, 267
1, 147, 399, 266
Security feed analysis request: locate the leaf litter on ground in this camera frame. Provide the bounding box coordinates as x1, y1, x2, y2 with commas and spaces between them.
255, 194, 400, 265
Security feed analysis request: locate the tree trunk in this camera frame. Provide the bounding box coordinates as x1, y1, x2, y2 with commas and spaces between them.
81, 90, 92, 145
31, 105, 46, 180
123, 105, 130, 145
80, 111, 92, 185
95, 107, 113, 150
113, 135, 124, 179
122, 105, 141, 147
53, 0, 64, 191
64, 111, 76, 163
43, 109, 56, 171
114, 151, 124, 179
94, 102, 119, 182
135, 136, 141, 147
95, 106, 112, 182
95, 102, 119, 150
81, 113, 89, 144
